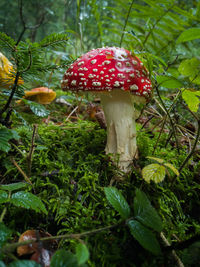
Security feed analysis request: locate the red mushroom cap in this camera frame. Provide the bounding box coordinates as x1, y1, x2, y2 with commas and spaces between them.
61, 47, 152, 98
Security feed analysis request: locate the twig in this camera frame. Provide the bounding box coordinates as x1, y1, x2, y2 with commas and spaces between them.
27, 124, 37, 177
165, 55, 179, 72
153, 115, 167, 154
176, 126, 192, 153
160, 232, 184, 267
155, 83, 180, 153
177, 124, 197, 141
65, 106, 79, 122
2, 223, 121, 254
16, 0, 46, 45
140, 115, 155, 130
165, 234, 200, 252
178, 118, 200, 174
152, 89, 181, 153
0, 72, 20, 119
151, 117, 164, 132
11, 158, 33, 186
170, 104, 200, 183
120, 0, 134, 47
165, 130, 173, 148
16, 0, 26, 45
147, 104, 163, 118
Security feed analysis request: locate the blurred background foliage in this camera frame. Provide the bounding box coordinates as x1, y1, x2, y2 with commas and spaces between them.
1, 0, 200, 53
1, 0, 200, 266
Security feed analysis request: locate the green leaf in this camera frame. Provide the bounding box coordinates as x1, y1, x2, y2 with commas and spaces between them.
30, 102, 50, 117
104, 187, 130, 219
9, 129, 20, 140
23, 99, 50, 117
164, 163, 179, 176
182, 89, 200, 112
178, 58, 200, 85
0, 128, 19, 152
8, 261, 41, 267
76, 243, 89, 265
0, 261, 6, 267
178, 58, 199, 76
147, 53, 167, 67
142, 164, 166, 183
50, 249, 78, 267
0, 182, 28, 192
10, 191, 47, 214
0, 223, 12, 250
177, 28, 200, 43
0, 191, 8, 204
134, 189, 163, 232
147, 156, 164, 164
172, 6, 198, 21
128, 219, 161, 255
156, 75, 183, 88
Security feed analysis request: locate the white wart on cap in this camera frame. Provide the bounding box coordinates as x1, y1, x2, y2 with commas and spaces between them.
61, 47, 152, 98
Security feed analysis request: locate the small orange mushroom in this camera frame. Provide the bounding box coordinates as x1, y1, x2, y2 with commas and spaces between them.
0, 52, 23, 88
17, 230, 38, 257
22, 87, 56, 104
17, 229, 58, 267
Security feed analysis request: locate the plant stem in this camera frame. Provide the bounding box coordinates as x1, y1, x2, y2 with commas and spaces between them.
153, 89, 181, 153
16, 0, 27, 45
178, 119, 200, 174
0, 192, 11, 222
0, 72, 20, 120
153, 115, 167, 154
160, 232, 184, 267
27, 124, 37, 177
16, 0, 45, 45
11, 157, 33, 186
170, 104, 200, 184
0, 207, 7, 223
155, 83, 180, 153
2, 223, 121, 254
120, 0, 134, 47
11, 143, 26, 158
142, 4, 174, 47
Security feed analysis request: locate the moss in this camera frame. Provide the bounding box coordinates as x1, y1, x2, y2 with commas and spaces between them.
1, 118, 200, 266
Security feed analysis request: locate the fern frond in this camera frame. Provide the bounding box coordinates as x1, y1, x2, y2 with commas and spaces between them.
0, 32, 16, 51
89, 0, 103, 46
105, 0, 199, 55
39, 33, 69, 48
173, 6, 200, 21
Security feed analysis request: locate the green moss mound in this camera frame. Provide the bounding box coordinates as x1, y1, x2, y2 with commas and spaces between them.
1, 119, 200, 266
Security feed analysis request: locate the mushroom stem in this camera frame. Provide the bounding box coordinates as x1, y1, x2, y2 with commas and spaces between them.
100, 89, 138, 173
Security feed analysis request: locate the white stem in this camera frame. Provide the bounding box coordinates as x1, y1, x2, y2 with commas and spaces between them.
100, 89, 143, 172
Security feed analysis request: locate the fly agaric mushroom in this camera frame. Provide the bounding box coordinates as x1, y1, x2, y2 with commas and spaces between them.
61, 47, 152, 172
0, 52, 23, 88
21, 87, 56, 104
